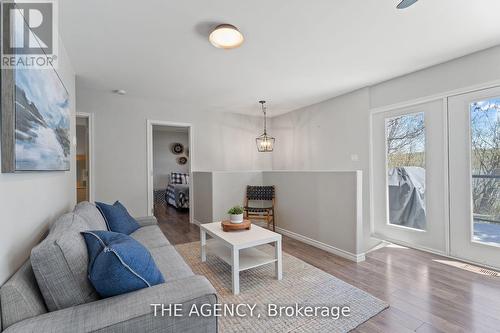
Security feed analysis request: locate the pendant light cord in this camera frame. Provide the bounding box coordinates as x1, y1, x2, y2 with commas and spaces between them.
260, 101, 267, 135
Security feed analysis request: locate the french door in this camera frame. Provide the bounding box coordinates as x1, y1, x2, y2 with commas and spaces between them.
372, 100, 448, 253
449, 87, 500, 268
372, 87, 500, 269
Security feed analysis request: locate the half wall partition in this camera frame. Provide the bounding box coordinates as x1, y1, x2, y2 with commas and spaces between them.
193, 171, 364, 262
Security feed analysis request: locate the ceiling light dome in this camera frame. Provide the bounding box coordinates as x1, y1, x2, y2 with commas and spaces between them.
209, 24, 244, 49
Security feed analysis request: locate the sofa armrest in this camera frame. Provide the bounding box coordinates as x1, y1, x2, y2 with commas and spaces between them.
4, 275, 217, 333
135, 215, 158, 227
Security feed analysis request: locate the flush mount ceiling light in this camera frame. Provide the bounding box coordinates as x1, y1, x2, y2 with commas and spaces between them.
112, 89, 127, 95
397, 0, 418, 9
256, 101, 275, 152
209, 24, 244, 49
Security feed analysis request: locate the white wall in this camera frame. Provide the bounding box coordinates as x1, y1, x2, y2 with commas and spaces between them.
271, 88, 375, 251
76, 87, 273, 216
0, 42, 76, 284
370, 46, 500, 109
152, 129, 189, 190
269, 45, 500, 252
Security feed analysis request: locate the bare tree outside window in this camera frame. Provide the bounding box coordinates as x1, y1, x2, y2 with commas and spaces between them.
470, 99, 500, 244
386, 114, 425, 169
386, 113, 426, 230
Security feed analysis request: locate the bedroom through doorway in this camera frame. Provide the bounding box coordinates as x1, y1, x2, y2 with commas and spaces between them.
147, 121, 193, 228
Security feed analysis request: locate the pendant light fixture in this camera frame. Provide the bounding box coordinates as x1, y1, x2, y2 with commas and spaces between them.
256, 100, 275, 152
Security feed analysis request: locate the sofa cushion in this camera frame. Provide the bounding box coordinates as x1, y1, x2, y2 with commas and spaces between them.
30, 213, 99, 311
82, 231, 165, 298
130, 225, 170, 250
73, 201, 108, 230
96, 201, 140, 235
135, 215, 158, 227
0, 260, 47, 329
150, 245, 193, 282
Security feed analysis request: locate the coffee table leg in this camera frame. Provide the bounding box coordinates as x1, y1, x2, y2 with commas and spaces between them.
275, 239, 283, 280
200, 229, 206, 262
232, 247, 240, 295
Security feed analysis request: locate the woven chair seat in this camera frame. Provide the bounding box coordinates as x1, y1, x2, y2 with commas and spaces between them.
244, 206, 273, 213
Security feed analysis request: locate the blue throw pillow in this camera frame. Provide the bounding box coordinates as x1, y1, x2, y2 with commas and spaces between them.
81, 230, 165, 298
95, 201, 140, 234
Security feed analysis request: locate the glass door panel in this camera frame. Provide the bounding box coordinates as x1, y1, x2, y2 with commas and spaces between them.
449, 87, 500, 269
470, 99, 500, 246
386, 113, 426, 230
372, 100, 447, 253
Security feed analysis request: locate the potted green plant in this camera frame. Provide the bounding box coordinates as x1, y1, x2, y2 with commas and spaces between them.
227, 206, 244, 224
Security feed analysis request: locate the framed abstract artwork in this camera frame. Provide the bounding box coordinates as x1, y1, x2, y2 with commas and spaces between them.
1, 67, 70, 172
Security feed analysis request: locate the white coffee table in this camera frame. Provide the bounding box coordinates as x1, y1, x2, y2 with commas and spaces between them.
200, 222, 282, 295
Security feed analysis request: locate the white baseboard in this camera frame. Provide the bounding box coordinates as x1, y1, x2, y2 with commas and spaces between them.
254, 221, 365, 262
192, 219, 201, 225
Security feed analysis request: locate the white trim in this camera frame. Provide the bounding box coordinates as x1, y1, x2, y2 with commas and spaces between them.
254, 221, 366, 262
373, 235, 500, 271
368, 110, 375, 237
76, 112, 95, 202
192, 219, 201, 226
369, 80, 500, 115
372, 233, 447, 256
442, 97, 451, 255
146, 120, 194, 224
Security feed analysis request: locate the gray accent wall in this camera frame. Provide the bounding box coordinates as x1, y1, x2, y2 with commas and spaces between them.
193, 172, 213, 224
0, 41, 76, 285
192, 171, 364, 260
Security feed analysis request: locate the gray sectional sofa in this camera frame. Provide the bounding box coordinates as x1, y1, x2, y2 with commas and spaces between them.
0, 202, 217, 332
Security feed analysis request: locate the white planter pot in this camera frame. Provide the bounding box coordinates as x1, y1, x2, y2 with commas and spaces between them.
229, 213, 244, 224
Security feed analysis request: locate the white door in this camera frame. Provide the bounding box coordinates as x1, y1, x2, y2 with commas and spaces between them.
449, 87, 500, 269
372, 100, 448, 253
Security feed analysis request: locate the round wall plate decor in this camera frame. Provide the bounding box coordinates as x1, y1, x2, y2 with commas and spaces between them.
177, 156, 188, 165
171, 143, 184, 155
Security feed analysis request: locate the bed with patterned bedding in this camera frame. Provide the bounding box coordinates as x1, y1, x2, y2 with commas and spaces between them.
166, 183, 189, 209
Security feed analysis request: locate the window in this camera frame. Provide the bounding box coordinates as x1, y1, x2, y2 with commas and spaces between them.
470, 99, 500, 245
386, 113, 426, 230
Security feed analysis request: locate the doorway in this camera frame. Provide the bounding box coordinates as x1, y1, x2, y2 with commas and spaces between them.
147, 121, 193, 225
76, 113, 93, 203
371, 100, 448, 254
372, 87, 500, 269
449, 87, 500, 268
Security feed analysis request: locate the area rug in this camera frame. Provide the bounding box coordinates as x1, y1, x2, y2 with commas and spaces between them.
175, 242, 388, 333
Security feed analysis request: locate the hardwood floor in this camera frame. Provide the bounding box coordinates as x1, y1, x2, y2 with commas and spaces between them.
155, 208, 500, 333
154, 201, 198, 244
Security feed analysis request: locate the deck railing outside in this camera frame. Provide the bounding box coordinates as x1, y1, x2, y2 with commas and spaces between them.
472, 174, 500, 225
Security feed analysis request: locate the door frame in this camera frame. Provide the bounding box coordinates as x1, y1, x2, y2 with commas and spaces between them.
448, 87, 500, 268
76, 112, 95, 202
146, 120, 194, 224
369, 81, 500, 270
371, 100, 448, 254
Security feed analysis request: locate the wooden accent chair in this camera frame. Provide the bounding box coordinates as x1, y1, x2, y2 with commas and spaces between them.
243, 185, 276, 231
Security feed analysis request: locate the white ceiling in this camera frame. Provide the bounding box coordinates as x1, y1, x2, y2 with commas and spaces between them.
60, 0, 500, 117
